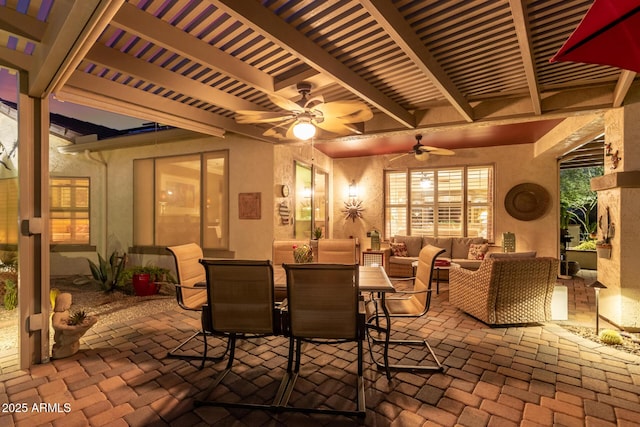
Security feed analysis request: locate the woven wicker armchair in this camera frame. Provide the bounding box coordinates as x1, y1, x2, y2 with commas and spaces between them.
449, 257, 559, 326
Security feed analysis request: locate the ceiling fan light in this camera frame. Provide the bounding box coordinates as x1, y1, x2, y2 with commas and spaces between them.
293, 121, 316, 140
415, 151, 430, 161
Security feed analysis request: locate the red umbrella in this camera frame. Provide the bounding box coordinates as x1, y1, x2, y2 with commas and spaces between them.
550, 0, 640, 73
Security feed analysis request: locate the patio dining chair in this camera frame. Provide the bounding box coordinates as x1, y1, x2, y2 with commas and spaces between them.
166, 243, 220, 365
279, 263, 366, 417
316, 238, 357, 263
195, 259, 285, 409
366, 244, 445, 372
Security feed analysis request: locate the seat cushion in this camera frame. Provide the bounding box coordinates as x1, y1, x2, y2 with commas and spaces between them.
488, 251, 536, 259
389, 255, 419, 265
453, 259, 483, 270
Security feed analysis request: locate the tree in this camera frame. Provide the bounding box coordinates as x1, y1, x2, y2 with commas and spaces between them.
560, 167, 603, 240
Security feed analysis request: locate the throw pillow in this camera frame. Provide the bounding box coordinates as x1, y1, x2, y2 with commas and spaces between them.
390, 242, 408, 257
468, 243, 489, 260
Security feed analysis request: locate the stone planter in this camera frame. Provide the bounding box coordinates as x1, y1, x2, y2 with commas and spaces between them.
51, 293, 98, 359
566, 249, 597, 270
52, 317, 98, 359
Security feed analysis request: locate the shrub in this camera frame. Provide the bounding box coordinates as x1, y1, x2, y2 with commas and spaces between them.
599, 329, 623, 345
87, 251, 127, 292
3, 279, 17, 310
572, 240, 597, 251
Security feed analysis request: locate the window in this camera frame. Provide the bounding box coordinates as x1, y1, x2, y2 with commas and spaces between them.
50, 177, 90, 244
384, 165, 493, 240
133, 151, 228, 249
0, 178, 18, 246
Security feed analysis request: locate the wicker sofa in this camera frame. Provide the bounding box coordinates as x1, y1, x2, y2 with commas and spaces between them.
383, 235, 490, 278
449, 254, 558, 326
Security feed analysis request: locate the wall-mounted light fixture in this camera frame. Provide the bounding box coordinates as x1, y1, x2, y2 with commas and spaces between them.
343, 179, 364, 221
348, 179, 358, 199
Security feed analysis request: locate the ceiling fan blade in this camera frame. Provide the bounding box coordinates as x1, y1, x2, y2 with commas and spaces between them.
267, 93, 302, 112
316, 100, 373, 122
315, 116, 358, 135
418, 145, 455, 156
304, 95, 324, 109
235, 110, 295, 124
263, 118, 296, 139
389, 152, 410, 162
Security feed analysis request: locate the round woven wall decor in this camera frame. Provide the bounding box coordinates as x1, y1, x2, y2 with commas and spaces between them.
504, 182, 550, 221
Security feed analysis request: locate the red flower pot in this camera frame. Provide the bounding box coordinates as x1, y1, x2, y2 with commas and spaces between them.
132, 273, 159, 296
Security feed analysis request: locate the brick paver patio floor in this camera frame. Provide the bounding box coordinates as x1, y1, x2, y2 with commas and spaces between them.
1, 271, 639, 426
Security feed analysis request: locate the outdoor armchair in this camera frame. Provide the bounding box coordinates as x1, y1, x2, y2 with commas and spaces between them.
449, 256, 559, 325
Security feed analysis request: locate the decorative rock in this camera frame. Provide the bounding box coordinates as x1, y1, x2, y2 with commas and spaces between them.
51, 293, 97, 359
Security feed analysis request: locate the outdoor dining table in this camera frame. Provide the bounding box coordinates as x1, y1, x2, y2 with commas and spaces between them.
274, 264, 396, 379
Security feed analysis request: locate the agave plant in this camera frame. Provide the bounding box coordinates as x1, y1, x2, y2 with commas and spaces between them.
87, 251, 127, 292
67, 310, 88, 326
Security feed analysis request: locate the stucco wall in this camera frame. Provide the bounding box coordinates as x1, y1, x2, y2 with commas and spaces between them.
50, 133, 275, 275
332, 143, 559, 257
273, 142, 332, 240
8, 104, 560, 277
595, 105, 640, 330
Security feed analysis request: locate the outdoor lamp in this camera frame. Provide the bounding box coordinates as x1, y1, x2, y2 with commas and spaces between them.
348, 180, 358, 199
292, 115, 316, 140
589, 280, 607, 332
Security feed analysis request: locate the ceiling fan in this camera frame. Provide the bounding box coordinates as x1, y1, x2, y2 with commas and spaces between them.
235, 82, 373, 140
391, 134, 455, 161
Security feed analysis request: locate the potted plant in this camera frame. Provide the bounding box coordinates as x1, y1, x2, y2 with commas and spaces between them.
596, 206, 614, 259
312, 227, 323, 240
293, 244, 313, 263
121, 265, 176, 296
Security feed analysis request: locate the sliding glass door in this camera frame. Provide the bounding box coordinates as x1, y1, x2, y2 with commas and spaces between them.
294, 161, 329, 239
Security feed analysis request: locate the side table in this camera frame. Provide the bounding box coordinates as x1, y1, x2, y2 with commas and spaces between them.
362, 250, 385, 267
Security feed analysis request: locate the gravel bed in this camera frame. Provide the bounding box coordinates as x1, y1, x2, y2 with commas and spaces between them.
0, 276, 179, 351
560, 325, 640, 356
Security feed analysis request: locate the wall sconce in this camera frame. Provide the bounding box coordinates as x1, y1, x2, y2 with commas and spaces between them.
348, 179, 358, 199
343, 179, 364, 221
589, 280, 607, 332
